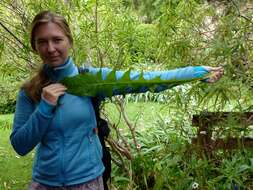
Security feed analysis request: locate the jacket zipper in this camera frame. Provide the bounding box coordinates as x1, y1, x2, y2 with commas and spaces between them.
60, 135, 65, 186
58, 107, 65, 186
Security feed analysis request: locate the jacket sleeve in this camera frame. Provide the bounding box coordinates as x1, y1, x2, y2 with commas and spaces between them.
10, 90, 56, 156
87, 66, 209, 95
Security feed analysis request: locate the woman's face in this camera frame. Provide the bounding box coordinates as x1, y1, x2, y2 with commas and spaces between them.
34, 22, 71, 67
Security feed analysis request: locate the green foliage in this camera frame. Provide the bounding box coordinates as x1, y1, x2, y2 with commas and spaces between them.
109, 111, 253, 189
0, 114, 33, 189
0, 114, 13, 130
0, 76, 18, 114
61, 69, 204, 97
0, 127, 33, 190
0, 100, 15, 115
2, 102, 253, 189
207, 153, 253, 189
1, 0, 253, 189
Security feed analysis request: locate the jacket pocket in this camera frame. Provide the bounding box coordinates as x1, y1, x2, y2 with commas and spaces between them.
37, 144, 60, 177
64, 133, 103, 178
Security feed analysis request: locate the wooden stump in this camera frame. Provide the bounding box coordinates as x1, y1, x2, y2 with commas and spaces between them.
191, 112, 253, 158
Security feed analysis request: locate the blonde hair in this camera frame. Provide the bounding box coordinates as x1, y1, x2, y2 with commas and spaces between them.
23, 10, 73, 102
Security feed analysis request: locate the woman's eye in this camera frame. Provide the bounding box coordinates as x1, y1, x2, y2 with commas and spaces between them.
54, 38, 63, 42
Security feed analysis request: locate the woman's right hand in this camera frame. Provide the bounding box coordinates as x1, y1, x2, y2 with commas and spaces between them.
42, 83, 67, 105
202, 66, 224, 83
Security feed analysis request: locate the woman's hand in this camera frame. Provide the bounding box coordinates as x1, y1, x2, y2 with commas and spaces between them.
203, 66, 224, 83
42, 83, 67, 105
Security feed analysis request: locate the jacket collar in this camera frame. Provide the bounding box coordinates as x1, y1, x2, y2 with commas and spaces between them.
43, 57, 78, 82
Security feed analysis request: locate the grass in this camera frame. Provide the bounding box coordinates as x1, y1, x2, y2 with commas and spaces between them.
0, 114, 33, 190
104, 102, 173, 130
0, 114, 13, 130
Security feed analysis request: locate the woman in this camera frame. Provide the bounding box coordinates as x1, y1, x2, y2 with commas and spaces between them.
10, 10, 223, 190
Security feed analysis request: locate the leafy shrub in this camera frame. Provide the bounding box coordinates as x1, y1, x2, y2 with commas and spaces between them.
0, 78, 18, 114
0, 99, 16, 115
111, 114, 253, 189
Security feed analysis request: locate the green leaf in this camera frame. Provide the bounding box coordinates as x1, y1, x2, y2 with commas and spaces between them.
238, 164, 250, 173
61, 69, 206, 97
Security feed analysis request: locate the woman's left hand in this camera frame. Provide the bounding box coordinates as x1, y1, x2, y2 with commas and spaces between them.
203, 66, 224, 83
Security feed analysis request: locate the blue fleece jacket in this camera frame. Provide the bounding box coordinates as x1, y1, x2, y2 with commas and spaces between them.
10, 57, 208, 187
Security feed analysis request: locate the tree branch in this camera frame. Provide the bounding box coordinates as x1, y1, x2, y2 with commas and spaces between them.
94, 0, 104, 67
115, 97, 140, 153
230, 0, 253, 23
0, 21, 28, 50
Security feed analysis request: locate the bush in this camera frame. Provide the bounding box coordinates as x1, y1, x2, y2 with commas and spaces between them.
0, 99, 16, 115
0, 78, 18, 114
